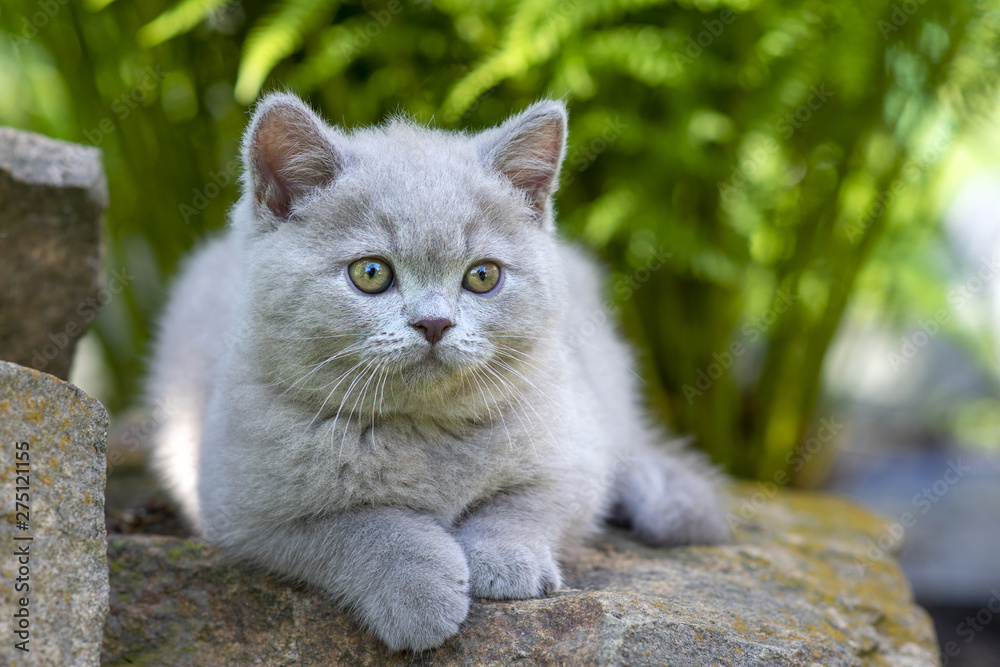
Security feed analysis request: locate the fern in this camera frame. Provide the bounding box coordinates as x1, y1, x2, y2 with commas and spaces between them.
138, 0, 235, 46
235, 0, 340, 103
441, 0, 690, 120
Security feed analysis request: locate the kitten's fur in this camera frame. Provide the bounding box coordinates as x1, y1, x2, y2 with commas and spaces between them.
149, 93, 729, 651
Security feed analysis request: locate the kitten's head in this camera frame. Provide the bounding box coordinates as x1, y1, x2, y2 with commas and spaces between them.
234, 93, 568, 422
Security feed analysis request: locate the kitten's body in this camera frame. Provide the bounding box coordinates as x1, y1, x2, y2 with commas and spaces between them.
149, 94, 728, 651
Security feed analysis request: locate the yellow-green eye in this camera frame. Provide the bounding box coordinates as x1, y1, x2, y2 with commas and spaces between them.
349, 258, 393, 294
463, 261, 501, 294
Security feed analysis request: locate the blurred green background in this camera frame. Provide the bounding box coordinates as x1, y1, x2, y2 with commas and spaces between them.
3, 0, 1000, 480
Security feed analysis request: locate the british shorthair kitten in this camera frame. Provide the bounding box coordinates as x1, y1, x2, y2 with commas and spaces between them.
148, 93, 728, 651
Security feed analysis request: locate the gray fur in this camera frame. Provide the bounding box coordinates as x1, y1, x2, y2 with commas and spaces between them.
148, 93, 729, 652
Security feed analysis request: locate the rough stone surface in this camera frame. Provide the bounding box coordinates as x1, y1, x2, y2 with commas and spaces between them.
101, 487, 939, 666
0, 127, 108, 380
0, 361, 110, 666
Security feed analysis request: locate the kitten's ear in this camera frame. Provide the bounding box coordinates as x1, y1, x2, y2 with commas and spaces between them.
479, 100, 567, 219
243, 92, 342, 223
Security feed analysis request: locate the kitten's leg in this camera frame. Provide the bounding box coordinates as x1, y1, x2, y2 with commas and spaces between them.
453, 488, 566, 600
609, 440, 731, 547
217, 507, 470, 652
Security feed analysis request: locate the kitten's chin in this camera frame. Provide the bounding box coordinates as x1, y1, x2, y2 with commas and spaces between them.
403, 348, 462, 380
398, 347, 480, 391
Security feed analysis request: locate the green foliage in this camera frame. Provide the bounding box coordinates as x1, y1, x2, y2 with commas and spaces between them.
2, 0, 999, 479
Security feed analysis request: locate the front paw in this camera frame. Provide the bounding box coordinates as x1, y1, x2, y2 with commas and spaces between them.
356, 537, 471, 652
460, 537, 561, 600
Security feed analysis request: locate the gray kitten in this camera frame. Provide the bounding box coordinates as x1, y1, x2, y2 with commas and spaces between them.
148, 93, 729, 652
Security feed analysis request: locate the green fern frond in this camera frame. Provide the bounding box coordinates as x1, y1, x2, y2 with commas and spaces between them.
234, 0, 340, 104
289, 23, 359, 93
138, 0, 233, 47
581, 185, 636, 246
441, 0, 690, 121
582, 27, 685, 87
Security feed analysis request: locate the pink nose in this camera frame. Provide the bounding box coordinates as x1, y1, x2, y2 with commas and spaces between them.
413, 318, 453, 345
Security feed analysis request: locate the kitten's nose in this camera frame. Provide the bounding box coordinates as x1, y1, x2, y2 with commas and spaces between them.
413, 318, 453, 345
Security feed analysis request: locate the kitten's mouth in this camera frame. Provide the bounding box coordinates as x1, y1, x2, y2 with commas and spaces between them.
405, 344, 468, 376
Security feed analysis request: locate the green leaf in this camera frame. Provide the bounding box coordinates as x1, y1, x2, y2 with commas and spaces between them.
234, 0, 340, 104
138, 0, 234, 46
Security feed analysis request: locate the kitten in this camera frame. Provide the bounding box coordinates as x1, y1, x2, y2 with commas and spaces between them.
148, 93, 729, 652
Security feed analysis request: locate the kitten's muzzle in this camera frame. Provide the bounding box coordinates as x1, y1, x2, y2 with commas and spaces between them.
412, 318, 454, 345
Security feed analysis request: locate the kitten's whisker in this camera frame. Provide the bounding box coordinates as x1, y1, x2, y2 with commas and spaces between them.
472, 367, 512, 452
543, 334, 647, 384
375, 363, 391, 419
371, 362, 390, 447
465, 367, 497, 446
479, 366, 536, 459
465, 367, 494, 423
495, 342, 626, 411
255, 340, 366, 393
480, 364, 549, 459
279, 333, 369, 341
340, 358, 382, 457
493, 343, 565, 379
334, 356, 381, 468
303, 357, 370, 435
491, 345, 576, 398
493, 344, 560, 372
279, 342, 367, 395
491, 357, 571, 419
495, 344, 648, 434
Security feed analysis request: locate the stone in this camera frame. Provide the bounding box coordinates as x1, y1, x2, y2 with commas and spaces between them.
0, 361, 110, 666
0, 128, 108, 380
102, 486, 939, 665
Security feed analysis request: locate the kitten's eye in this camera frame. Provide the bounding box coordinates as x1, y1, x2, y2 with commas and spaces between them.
463, 261, 501, 294
349, 258, 393, 294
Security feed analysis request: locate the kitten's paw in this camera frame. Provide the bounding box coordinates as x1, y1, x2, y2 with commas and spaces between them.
461, 539, 561, 600
357, 536, 471, 652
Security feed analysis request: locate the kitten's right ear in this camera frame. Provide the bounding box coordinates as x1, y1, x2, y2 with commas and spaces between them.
243, 93, 342, 223
477, 100, 567, 222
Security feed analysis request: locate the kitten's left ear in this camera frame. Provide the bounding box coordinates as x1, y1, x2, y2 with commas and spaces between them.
243, 92, 343, 224
478, 100, 567, 221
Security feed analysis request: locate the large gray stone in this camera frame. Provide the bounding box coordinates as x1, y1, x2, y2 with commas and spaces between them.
102, 486, 939, 665
0, 128, 108, 380
0, 361, 110, 666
